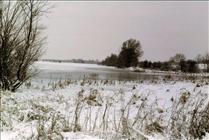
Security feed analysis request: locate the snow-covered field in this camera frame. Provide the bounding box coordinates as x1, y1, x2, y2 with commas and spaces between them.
1, 62, 209, 140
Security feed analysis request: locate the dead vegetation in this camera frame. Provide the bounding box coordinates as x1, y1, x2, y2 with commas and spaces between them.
0, 80, 208, 139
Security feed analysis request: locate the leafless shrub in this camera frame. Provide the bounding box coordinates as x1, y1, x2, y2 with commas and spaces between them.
73, 89, 85, 132
0, 0, 48, 91
36, 112, 64, 140
168, 90, 208, 139
189, 102, 209, 139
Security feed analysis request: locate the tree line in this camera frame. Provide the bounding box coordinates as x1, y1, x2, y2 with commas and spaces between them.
101, 39, 209, 73
41, 59, 99, 64
139, 53, 209, 73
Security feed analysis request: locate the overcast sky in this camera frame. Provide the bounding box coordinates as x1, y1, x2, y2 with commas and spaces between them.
42, 1, 208, 61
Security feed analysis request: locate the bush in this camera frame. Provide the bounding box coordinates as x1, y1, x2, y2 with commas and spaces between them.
0, 1, 47, 91
101, 54, 118, 66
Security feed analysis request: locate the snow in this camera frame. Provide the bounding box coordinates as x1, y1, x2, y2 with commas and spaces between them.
62, 132, 102, 140
203, 133, 209, 140
1, 79, 208, 139
1, 62, 209, 139
1, 131, 102, 140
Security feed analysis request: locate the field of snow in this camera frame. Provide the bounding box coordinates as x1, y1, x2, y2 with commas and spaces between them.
1, 62, 209, 139
1, 78, 209, 139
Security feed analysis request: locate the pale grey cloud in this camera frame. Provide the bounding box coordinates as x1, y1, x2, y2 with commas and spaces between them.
42, 1, 208, 61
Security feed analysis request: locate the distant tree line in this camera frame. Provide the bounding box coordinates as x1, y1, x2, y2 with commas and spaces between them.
138, 53, 209, 73
101, 39, 209, 73
101, 39, 143, 68
41, 59, 99, 64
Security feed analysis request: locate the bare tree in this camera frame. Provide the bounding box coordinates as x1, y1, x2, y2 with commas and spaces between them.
204, 53, 209, 61
0, 0, 47, 91
202, 53, 209, 72
169, 53, 186, 64
195, 54, 203, 63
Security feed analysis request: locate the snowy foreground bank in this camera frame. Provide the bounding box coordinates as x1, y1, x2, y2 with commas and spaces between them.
1, 79, 209, 140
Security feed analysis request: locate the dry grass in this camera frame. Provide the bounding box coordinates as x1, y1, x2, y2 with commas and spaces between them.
1, 79, 208, 139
